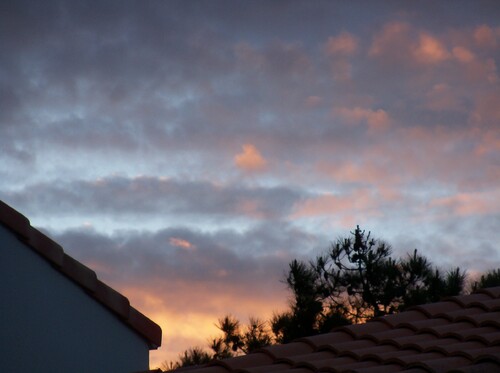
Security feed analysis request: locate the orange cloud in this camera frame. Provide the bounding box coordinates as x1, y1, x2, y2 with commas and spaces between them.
475, 129, 500, 157
429, 192, 498, 216
470, 92, 500, 127
234, 144, 267, 171
169, 237, 196, 251
292, 189, 380, 219
452, 46, 475, 63
413, 32, 450, 64
236, 198, 265, 219
474, 25, 497, 48
120, 283, 288, 368
323, 32, 358, 81
325, 32, 358, 56
333, 106, 391, 132
317, 161, 400, 188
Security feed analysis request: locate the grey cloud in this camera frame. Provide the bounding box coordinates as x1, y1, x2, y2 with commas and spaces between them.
2, 0, 497, 173
1, 176, 304, 220
47, 221, 320, 310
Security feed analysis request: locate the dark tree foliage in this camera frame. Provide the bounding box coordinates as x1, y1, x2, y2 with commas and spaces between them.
164, 315, 273, 370
211, 315, 272, 356
473, 269, 500, 290
165, 226, 498, 370
162, 347, 212, 370
308, 226, 466, 322
271, 259, 350, 344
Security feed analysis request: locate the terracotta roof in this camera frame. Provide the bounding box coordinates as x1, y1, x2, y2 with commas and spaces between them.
0, 200, 162, 349
170, 287, 500, 373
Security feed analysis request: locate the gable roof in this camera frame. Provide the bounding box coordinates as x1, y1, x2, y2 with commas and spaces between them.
0, 200, 162, 349
171, 287, 500, 373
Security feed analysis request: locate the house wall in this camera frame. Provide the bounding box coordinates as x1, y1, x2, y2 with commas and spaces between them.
0, 225, 149, 373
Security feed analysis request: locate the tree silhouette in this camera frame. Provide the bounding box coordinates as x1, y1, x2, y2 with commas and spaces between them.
308, 226, 466, 322
271, 259, 349, 344
164, 225, 497, 370
473, 269, 500, 290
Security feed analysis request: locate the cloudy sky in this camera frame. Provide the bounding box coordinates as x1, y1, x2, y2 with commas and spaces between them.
1, 0, 499, 367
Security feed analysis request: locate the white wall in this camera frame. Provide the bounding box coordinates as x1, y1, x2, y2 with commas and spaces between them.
0, 225, 149, 373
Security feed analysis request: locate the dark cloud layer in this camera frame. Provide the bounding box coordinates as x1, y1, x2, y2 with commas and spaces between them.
48, 221, 319, 315
1, 0, 499, 367
1, 176, 303, 221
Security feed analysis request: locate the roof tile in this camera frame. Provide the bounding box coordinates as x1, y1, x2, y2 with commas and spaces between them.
0, 200, 30, 239
259, 341, 315, 359
465, 330, 500, 344
477, 298, 500, 311
338, 321, 391, 337
410, 301, 462, 317
362, 327, 415, 343
234, 362, 292, 373
396, 317, 450, 331
211, 353, 274, 370
234, 363, 291, 373
476, 287, 500, 298
322, 339, 376, 354
341, 344, 397, 359
263, 368, 314, 373
318, 359, 383, 371
375, 310, 428, 327
298, 331, 354, 349
276, 350, 336, 364
449, 361, 500, 373
128, 307, 162, 347
446, 293, 494, 307
444, 326, 499, 340
409, 356, 473, 371
26, 227, 65, 266
436, 306, 485, 321
385, 351, 446, 365
60, 253, 98, 292
347, 364, 407, 373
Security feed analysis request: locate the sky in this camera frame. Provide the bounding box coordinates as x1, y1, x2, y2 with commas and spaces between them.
1, 0, 499, 368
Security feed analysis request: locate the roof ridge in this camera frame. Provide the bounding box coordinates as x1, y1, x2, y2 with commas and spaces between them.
0, 200, 162, 348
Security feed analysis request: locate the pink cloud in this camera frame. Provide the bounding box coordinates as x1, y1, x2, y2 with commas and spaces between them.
234, 144, 268, 172
169, 237, 196, 251
474, 25, 498, 48
429, 192, 499, 216
470, 91, 500, 127
333, 106, 391, 132
475, 129, 500, 157
317, 161, 400, 187
324, 32, 358, 56
323, 32, 358, 81
425, 83, 463, 112
292, 189, 380, 219
235, 198, 266, 219
413, 32, 450, 64
452, 46, 476, 63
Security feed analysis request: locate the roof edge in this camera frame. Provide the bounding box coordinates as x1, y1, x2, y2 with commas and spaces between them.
0, 200, 162, 349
